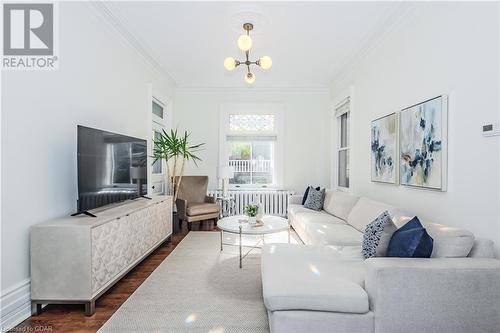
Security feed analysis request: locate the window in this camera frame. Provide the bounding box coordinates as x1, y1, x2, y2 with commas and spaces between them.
228, 140, 274, 186
220, 105, 283, 188
152, 130, 162, 174
229, 114, 275, 131
336, 98, 350, 189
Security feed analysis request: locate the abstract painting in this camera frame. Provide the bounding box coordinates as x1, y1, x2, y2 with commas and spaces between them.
399, 96, 447, 190
371, 113, 397, 184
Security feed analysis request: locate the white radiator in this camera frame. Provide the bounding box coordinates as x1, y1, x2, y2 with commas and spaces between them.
207, 189, 295, 217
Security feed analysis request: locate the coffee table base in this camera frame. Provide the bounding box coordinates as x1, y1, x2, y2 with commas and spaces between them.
220, 225, 291, 268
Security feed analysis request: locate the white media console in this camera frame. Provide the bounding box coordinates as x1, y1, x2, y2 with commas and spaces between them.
30, 195, 172, 315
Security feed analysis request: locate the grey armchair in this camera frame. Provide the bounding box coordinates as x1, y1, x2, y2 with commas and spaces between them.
175, 176, 220, 231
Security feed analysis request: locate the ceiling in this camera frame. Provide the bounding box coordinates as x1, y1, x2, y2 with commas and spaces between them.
102, 1, 409, 89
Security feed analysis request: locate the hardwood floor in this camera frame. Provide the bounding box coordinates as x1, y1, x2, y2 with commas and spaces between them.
10, 220, 218, 333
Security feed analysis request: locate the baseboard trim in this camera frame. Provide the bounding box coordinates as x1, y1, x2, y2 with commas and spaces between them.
1, 279, 32, 331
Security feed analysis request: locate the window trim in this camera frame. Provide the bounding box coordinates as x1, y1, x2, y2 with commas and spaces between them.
152, 97, 165, 125
150, 94, 168, 195
334, 97, 351, 191
219, 103, 284, 189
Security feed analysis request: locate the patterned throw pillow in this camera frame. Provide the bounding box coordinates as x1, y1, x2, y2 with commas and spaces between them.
302, 186, 320, 205
362, 211, 398, 259
303, 187, 326, 211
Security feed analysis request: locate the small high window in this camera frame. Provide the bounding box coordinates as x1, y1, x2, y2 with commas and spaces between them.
229, 114, 275, 132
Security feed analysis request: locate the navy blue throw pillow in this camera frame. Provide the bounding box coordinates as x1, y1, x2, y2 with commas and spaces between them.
302, 186, 320, 205
387, 217, 434, 258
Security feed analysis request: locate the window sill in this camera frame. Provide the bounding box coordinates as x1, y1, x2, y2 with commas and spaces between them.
229, 187, 284, 191
335, 186, 351, 193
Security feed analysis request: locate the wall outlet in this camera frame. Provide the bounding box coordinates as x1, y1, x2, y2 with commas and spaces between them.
482, 123, 500, 137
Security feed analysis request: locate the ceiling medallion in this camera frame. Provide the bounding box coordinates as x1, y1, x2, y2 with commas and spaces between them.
223, 23, 272, 84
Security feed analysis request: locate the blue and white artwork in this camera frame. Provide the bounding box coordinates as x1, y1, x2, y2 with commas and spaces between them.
399, 96, 447, 190
371, 113, 397, 184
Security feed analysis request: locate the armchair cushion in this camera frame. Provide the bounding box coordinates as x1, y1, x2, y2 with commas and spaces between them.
186, 202, 219, 216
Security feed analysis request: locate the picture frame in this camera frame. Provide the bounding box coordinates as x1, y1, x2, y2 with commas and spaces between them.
371, 112, 398, 184
399, 95, 448, 191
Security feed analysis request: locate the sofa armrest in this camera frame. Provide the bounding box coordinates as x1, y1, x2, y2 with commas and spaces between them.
204, 195, 216, 204
176, 198, 187, 219
365, 257, 500, 332
289, 195, 303, 205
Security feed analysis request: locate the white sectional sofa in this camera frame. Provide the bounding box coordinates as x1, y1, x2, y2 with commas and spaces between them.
261, 190, 500, 333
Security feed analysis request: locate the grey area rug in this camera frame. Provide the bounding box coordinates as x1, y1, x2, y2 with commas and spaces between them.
98, 231, 296, 333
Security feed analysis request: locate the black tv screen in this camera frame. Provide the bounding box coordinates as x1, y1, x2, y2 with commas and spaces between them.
76, 125, 148, 212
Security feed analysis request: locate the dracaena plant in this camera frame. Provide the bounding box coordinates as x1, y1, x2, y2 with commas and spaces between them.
152, 128, 205, 202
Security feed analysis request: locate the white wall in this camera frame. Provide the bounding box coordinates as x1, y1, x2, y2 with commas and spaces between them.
331, 2, 500, 255
173, 89, 331, 193
0, 2, 175, 327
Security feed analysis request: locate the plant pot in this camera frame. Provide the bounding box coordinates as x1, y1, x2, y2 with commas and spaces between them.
248, 216, 257, 224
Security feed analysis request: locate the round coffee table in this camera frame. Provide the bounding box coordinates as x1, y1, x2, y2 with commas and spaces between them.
217, 215, 290, 268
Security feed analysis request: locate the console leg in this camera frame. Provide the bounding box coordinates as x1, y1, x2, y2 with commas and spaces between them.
85, 301, 95, 316
31, 302, 42, 316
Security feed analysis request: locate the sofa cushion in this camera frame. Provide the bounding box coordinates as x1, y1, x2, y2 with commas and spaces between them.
327, 245, 365, 260
425, 223, 474, 258
347, 197, 404, 232
305, 223, 363, 246
288, 203, 314, 217
186, 202, 219, 216
468, 238, 495, 258
323, 190, 359, 221
261, 244, 368, 313
289, 203, 345, 222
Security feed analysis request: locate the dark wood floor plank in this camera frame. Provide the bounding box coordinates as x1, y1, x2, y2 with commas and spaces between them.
9, 220, 217, 333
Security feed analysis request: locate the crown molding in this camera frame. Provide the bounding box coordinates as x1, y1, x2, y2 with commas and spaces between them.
329, 2, 419, 91
175, 86, 330, 94
87, 2, 177, 86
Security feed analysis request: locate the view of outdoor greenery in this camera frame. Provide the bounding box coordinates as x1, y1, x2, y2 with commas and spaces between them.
228, 141, 274, 185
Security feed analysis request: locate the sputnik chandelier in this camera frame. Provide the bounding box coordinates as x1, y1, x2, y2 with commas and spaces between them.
224, 23, 272, 84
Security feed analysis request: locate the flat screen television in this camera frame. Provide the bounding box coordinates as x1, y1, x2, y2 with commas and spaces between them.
76, 125, 148, 213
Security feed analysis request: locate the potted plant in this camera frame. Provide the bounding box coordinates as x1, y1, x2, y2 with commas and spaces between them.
152, 128, 205, 203
243, 204, 259, 224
